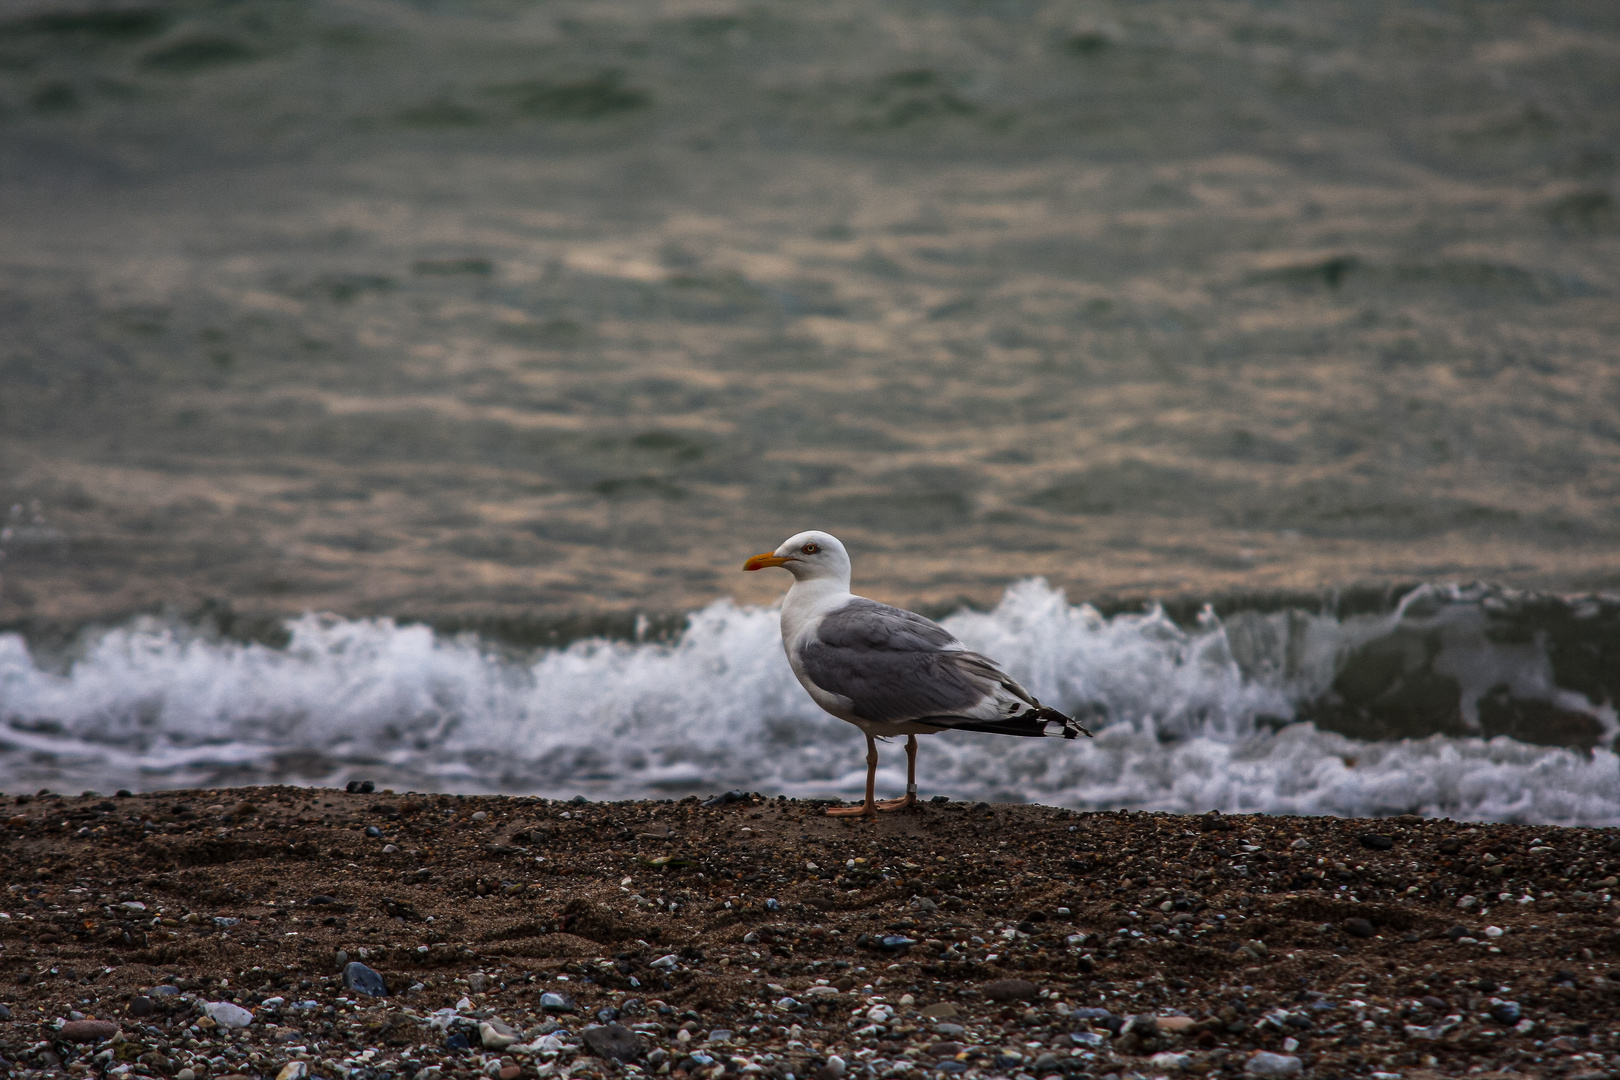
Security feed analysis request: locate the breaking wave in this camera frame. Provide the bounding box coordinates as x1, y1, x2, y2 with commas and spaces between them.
1, 581, 1617, 825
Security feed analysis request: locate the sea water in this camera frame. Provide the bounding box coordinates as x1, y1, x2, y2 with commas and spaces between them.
2, 580, 1615, 826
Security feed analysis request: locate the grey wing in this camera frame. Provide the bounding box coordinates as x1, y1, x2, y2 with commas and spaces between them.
798, 599, 1033, 724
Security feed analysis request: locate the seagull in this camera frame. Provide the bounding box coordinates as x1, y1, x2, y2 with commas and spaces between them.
744, 529, 1090, 817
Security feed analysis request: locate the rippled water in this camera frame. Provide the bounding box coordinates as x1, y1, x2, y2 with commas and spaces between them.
3, 582, 1617, 824
1, 2, 1617, 821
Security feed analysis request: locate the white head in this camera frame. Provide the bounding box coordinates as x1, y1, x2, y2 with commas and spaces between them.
743, 529, 852, 586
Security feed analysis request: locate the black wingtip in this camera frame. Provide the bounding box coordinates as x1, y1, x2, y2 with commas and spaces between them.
1030, 704, 1093, 740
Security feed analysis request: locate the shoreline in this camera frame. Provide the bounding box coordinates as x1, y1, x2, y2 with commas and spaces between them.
1, 787, 1617, 1080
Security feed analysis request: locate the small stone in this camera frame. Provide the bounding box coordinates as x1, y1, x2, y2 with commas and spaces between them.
1343, 918, 1376, 939
1150, 1052, 1192, 1072
500, 1067, 521, 1080
127, 997, 155, 1018
233, 801, 257, 817
472, 811, 488, 822
1489, 1001, 1522, 1025
1358, 833, 1394, 850
480, 1020, 519, 1049
1485, 925, 1504, 938
365, 826, 382, 838
59, 1019, 118, 1042
0, 1002, 10, 1020
1157, 1015, 1196, 1033
203, 1001, 254, 1029
707, 1028, 733, 1043
583, 1023, 646, 1062
920, 1002, 960, 1020
149, 985, 180, 997
275, 1063, 307, 1080
342, 961, 389, 997
982, 978, 1039, 1002
334, 950, 349, 968
878, 935, 916, 952
934, 1022, 965, 1038
1245, 1051, 1303, 1077
1457, 895, 1479, 910
177, 1070, 196, 1080
540, 991, 575, 1013
467, 972, 490, 994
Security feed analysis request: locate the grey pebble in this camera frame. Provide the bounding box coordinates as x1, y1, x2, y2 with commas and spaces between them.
582, 1022, 646, 1062
342, 961, 389, 997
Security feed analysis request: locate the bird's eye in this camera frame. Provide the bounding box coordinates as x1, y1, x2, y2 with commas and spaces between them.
801, 542, 820, 554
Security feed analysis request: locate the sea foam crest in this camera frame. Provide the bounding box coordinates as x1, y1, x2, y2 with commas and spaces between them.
1, 580, 1617, 825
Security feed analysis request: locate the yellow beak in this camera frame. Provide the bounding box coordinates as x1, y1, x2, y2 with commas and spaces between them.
743, 552, 793, 571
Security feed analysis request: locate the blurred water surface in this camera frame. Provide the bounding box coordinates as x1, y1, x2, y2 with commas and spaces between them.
1, 0, 1617, 628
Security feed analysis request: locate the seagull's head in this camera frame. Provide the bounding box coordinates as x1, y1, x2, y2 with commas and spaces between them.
743, 530, 851, 584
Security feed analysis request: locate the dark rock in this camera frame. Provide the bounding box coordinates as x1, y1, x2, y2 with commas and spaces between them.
702, 790, 748, 807
342, 961, 389, 997
570, 795, 589, 804
1445, 925, 1471, 941
1358, 833, 1395, 850
1199, 813, 1234, 832
0, 1003, 8, 1020
878, 935, 916, 952
345, 780, 376, 794
444, 1031, 471, 1052
127, 997, 155, 1018
59, 1019, 118, 1042
365, 826, 383, 838
583, 1024, 646, 1062
1342, 918, 1376, 938
597, 1006, 620, 1023
541, 992, 575, 1013
1421, 996, 1448, 1012
1489, 1001, 1522, 1025
983, 978, 1039, 1002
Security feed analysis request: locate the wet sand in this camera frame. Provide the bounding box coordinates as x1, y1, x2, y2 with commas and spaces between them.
3, 787, 1618, 1078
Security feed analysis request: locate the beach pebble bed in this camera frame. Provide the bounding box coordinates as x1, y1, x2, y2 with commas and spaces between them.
1, 787, 1618, 1080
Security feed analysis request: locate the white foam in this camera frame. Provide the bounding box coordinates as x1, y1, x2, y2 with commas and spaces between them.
1, 581, 1616, 825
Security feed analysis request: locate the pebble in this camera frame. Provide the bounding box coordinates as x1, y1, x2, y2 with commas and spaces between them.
982, 978, 1039, 1001
1245, 1050, 1304, 1076
467, 971, 490, 993
204, 1001, 254, 1029
1151, 1051, 1193, 1071
177, 1070, 196, 1080
1342, 917, 1376, 938
0, 1003, 9, 1020
127, 996, 154, 1017
920, 1002, 959, 1019
1358, 833, 1394, 850
59, 1019, 118, 1042
1489, 1001, 1523, 1024
472, 811, 488, 822
479, 1019, 519, 1049
574, 1022, 644, 1061
275, 1063, 307, 1080
1157, 1015, 1196, 1033
541, 991, 575, 1013
342, 961, 388, 997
